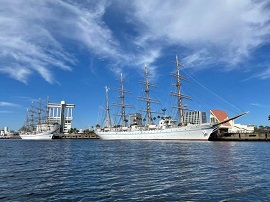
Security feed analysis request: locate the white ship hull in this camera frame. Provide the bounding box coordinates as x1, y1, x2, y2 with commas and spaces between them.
96, 124, 214, 140
20, 123, 59, 140
96, 56, 246, 141
20, 131, 54, 140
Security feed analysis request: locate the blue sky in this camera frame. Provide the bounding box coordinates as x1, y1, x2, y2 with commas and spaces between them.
1, 0, 270, 131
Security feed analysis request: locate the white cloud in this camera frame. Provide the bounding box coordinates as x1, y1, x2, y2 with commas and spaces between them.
0, 0, 124, 83
0, 102, 20, 107
0, 111, 15, 113
1, 0, 269, 83
0, 66, 32, 84
0, 1, 76, 83
254, 67, 270, 80
250, 103, 270, 108
130, 0, 270, 68
182, 49, 214, 68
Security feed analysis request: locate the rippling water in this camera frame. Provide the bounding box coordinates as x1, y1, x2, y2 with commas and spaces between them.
0, 140, 270, 201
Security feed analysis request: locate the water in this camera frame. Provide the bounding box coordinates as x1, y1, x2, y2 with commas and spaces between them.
0, 140, 270, 201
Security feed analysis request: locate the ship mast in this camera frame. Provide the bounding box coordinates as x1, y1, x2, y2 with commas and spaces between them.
138, 64, 160, 125
105, 86, 112, 128
46, 97, 50, 123
37, 98, 42, 124
144, 65, 151, 124
30, 102, 35, 129
25, 108, 29, 131
113, 73, 134, 127
171, 55, 192, 126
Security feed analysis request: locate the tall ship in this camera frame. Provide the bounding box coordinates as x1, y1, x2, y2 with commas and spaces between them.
95, 56, 246, 140
19, 98, 60, 140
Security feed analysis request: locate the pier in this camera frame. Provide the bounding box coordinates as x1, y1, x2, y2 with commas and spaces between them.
209, 132, 270, 141
53, 133, 99, 139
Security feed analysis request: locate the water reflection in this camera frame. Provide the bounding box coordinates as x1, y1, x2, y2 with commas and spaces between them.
1, 140, 270, 201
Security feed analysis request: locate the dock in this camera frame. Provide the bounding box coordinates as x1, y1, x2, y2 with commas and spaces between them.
53, 133, 99, 139
209, 132, 270, 141
0, 134, 21, 139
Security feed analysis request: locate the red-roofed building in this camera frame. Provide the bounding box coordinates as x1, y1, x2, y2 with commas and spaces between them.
210, 109, 232, 133
210, 110, 232, 126
210, 109, 254, 133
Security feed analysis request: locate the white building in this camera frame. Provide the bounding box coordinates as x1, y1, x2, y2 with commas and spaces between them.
0, 127, 9, 136
184, 111, 207, 125
0, 130, 5, 136
47, 100, 75, 134
230, 124, 255, 133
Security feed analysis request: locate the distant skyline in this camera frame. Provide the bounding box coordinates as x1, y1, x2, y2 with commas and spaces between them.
1, 0, 270, 130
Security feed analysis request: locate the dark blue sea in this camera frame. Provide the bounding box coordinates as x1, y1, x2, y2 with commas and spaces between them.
0, 140, 270, 201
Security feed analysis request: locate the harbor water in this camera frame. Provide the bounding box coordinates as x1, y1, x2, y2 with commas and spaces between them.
0, 140, 270, 201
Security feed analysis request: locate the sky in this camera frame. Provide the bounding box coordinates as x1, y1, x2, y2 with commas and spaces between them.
1, 0, 270, 131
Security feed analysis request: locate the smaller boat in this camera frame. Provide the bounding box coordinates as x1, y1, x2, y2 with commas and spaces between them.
20, 123, 60, 140
19, 98, 60, 140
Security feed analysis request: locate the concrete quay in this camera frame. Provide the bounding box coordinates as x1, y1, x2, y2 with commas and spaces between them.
0, 134, 21, 139
53, 133, 99, 139
209, 132, 270, 141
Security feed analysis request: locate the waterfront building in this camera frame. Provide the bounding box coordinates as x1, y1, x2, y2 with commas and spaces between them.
232, 124, 255, 133
210, 109, 254, 133
47, 101, 75, 134
183, 111, 207, 125
129, 113, 143, 126
0, 130, 5, 136
0, 127, 14, 137
0, 127, 9, 136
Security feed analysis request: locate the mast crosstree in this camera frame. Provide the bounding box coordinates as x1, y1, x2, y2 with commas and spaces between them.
170, 55, 192, 126
113, 73, 134, 127
105, 86, 112, 129
138, 64, 161, 125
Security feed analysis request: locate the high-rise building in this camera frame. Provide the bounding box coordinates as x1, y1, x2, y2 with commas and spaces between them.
183, 111, 207, 125
47, 101, 75, 134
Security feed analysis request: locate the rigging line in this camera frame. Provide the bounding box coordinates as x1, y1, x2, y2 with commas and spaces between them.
188, 92, 209, 113
183, 70, 243, 113
182, 82, 216, 111
150, 90, 168, 110
98, 104, 108, 127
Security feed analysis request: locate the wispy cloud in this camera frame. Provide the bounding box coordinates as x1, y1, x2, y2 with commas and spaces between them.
0, 1, 76, 84
0, 102, 20, 107
0, 0, 124, 84
0, 111, 15, 113
0, 0, 269, 84
250, 103, 270, 108
182, 49, 214, 69
243, 64, 270, 81
254, 67, 270, 80
129, 0, 270, 68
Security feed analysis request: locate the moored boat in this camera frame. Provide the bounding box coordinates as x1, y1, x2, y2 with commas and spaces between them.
19, 98, 60, 140
95, 55, 247, 140
20, 123, 60, 140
